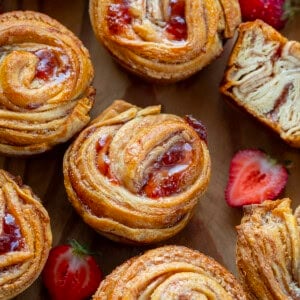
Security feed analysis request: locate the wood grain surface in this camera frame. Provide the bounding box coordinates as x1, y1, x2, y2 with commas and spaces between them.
1, 1, 300, 299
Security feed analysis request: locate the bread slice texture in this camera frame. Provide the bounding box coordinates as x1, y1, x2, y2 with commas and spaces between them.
221, 20, 300, 147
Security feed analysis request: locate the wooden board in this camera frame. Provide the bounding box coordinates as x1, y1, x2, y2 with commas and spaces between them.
1, 1, 300, 299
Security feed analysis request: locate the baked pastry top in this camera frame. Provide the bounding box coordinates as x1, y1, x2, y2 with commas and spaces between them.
93, 245, 247, 299
63, 100, 211, 244
89, 0, 241, 82
0, 169, 52, 300
236, 198, 300, 299
0, 11, 95, 155
221, 20, 300, 147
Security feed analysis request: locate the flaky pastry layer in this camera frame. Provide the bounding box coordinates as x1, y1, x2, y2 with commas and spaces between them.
63, 100, 211, 244
221, 20, 300, 147
0, 169, 52, 300
0, 11, 95, 155
89, 0, 241, 82
236, 198, 300, 299
93, 245, 247, 299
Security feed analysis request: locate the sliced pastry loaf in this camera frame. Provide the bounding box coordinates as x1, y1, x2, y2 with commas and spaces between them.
221, 20, 300, 147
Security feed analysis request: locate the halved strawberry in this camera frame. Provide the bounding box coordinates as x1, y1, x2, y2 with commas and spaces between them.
42, 240, 102, 300
225, 149, 288, 207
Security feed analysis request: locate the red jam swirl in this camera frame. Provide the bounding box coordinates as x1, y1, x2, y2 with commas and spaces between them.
142, 142, 193, 198
185, 115, 207, 143
0, 212, 24, 254
267, 84, 291, 121
166, 0, 187, 41
107, 0, 132, 34
35, 49, 59, 81
95, 135, 119, 184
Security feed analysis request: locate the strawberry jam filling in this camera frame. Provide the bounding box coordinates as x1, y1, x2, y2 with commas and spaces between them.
107, 0, 187, 40
185, 115, 207, 143
95, 135, 119, 184
35, 49, 59, 81
166, 0, 187, 41
107, 0, 132, 34
142, 142, 193, 198
0, 212, 24, 254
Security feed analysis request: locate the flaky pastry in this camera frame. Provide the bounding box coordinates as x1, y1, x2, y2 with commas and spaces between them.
0, 169, 52, 300
0, 11, 95, 155
93, 245, 247, 299
236, 198, 300, 299
63, 100, 211, 244
89, 0, 241, 82
221, 20, 300, 147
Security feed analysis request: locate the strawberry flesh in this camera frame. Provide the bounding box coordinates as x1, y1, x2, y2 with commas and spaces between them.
225, 149, 288, 207
238, 0, 286, 30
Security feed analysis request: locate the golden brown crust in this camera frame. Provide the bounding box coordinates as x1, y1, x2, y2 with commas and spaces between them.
93, 245, 247, 299
0, 169, 52, 300
295, 206, 300, 226
63, 100, 211, 244
219, 0, 242, 38
221, 20, 300, 148
236, 199, 300, 300
0, 11, 95, 155
89, 0, 241, 83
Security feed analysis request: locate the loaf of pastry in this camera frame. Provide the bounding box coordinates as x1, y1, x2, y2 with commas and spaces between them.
93, 245, 247, 299
236, 198, 300, 299
0, 11, 95, 155
221, 20, 300, 147
89, 0, 241, 82
63, 100, 211, 244
0, 170, 52, 300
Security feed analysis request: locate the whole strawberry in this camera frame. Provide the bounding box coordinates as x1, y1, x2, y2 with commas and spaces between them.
238, 0, 299, 30
42, 240, 102, 300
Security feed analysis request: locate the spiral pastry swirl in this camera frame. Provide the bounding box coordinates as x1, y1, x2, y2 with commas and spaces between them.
63, 100, 210, 244
236, 199, 300, 299
89, 0, 241, 82
0, 169, 52, 300
221, 20, 300, 147
0, 11, 95, 155
93, 245, 247, 299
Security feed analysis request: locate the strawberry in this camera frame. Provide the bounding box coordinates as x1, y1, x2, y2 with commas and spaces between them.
225, 149, 288, 207
238, 0, 300, 30
42, 240, 102, 300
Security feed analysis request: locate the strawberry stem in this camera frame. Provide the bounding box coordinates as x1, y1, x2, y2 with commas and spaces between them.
284, 159, 293, 169
268, 157, 278, 166
283, 0, 300, 20
69, 239, 91, 257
